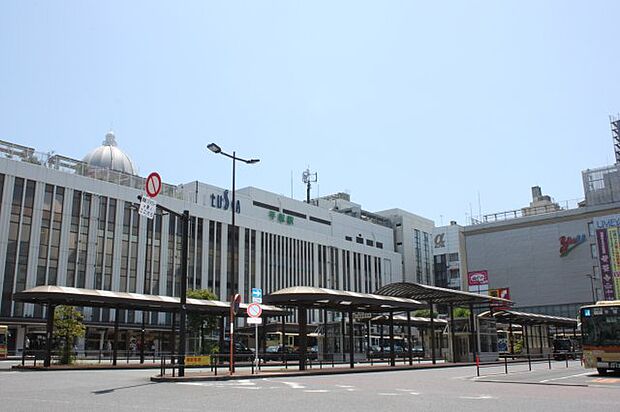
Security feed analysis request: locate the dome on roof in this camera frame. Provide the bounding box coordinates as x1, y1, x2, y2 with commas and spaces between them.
82, 131, 137, 175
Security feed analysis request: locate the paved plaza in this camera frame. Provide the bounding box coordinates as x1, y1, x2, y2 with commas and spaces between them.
1, 360, 620, 411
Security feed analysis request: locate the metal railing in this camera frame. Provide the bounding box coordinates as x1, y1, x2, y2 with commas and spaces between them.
475, 351, 582, 377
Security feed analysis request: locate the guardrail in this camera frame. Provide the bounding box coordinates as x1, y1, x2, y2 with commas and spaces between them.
475, 352, 582, 377
19, 349, 170, 367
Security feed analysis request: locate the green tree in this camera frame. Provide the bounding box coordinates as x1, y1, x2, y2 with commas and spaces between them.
413, 309, 438, 318
187, 289, 218, 354
452, 307, 471, 318
53, 305, 85, 365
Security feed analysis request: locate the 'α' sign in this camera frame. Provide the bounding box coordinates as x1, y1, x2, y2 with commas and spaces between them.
145, 172, 162, 198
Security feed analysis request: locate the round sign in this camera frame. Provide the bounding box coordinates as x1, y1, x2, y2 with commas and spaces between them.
246, 303, 262, 318
145, 172, 162, 198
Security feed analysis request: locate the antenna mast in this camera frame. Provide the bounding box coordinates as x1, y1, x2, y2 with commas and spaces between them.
302, 168, 318, 203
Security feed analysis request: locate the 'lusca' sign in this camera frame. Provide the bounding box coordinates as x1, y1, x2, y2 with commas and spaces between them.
210, 190, 240, 214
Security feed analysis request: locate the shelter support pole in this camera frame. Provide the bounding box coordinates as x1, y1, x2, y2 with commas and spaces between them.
281, 315, 286, 347
341, 314, 346, 362
539, 325, 544, 355
299, 306, 308, 371
113, 307, 120, 366
524, 324, 530, 355
367, 319, 372, 359
429, 300, 436, 364
380, 323, 384, 359
323, 309, 328, 357
140, 312, 146, 364
218, 316, 225, 354
44, 304, 55, 367
508, 321, 514, 355
573, 326, 577, 339
449, 304, 456, 363
171, 312, 176, 364
468, 303, 476, 362
407, 311, 413, 365
389, 311, 395, 367
348, 310, 354, 368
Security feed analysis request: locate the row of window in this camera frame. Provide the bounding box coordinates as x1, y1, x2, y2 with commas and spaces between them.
344, 235, 384, 249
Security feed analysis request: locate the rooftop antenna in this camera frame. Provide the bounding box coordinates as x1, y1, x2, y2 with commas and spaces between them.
302, 167, 318, 203
610, 114, 620, 164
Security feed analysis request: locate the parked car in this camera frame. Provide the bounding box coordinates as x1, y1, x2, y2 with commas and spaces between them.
218, 340, 255, 362
553, 338, 576, 360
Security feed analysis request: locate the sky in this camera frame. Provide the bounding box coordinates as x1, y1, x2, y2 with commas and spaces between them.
1, 1, 619, 226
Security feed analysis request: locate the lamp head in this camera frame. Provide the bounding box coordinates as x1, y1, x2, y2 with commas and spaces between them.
207, 143, 222, 154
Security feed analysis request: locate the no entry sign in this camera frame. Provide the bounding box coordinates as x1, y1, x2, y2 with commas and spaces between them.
145, 172, 162, 198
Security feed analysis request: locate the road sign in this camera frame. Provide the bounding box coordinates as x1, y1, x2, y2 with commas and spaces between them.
138, 196, 157, 219
247, 303, 262, 318
247, 317, 262, 325
145, 172, 162, 198
251, 288, 263, 304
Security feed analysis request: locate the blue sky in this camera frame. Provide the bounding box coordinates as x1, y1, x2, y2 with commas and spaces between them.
1, 1, 619, 225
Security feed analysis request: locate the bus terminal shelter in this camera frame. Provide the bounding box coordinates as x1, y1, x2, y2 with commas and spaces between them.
12, 285, 287, 369
263, 286, 424, 370
375, 282, 513, 363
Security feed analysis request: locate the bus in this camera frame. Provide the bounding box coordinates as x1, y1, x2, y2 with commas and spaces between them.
0, 325, 7, 359
580, 301, 620, 375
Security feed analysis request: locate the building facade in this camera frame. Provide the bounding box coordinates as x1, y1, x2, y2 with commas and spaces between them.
432, 221, 466, 290
0, 136, 404, 352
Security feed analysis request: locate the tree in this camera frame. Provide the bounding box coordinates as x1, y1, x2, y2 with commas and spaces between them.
187, 289, 218, 354
53, 305, 85, 365
452, 307, 471, 318
413, 309, 438, 318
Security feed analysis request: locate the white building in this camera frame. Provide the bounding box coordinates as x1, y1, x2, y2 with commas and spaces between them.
432, 221, 466, 290
0, 134, 411, 352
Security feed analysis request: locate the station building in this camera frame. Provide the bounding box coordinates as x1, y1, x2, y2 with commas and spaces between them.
0, 133, 436, 353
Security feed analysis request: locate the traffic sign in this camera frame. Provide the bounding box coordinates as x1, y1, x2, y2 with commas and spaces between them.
247, 303, 262, 318
251, 288, 263, 304
138, 196, 157, 219
247, 317, 262, 325
145, 172, 162, 198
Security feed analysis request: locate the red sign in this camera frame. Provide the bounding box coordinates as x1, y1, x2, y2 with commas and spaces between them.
489, 288, 511, 309
145, 172, 162, 198
468, 270, 489, 286
246, 303, 262, 318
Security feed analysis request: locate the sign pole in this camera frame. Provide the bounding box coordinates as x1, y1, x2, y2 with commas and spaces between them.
255, 323, 259, 373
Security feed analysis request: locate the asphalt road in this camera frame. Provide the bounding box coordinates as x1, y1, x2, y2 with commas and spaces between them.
1, 360, 619, 411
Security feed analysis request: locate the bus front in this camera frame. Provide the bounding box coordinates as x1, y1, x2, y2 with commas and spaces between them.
581, 303, 620, 375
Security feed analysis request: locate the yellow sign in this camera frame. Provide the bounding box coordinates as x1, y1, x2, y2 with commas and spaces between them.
184, 355, 211, 366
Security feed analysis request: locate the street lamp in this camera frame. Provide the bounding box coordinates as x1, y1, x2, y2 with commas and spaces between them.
586, 274, 597, 303
207, 142, 259, 374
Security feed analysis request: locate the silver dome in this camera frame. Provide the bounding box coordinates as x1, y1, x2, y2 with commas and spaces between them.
82, 132, 137, 175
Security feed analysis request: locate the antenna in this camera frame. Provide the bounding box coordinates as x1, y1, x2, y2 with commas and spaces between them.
611, 114, 620, 164
302, 167, 318, 203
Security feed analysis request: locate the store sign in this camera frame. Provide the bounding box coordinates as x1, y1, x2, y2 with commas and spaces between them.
489, 288, 511, 310
559, 234, 586, 257
185, 355, 211, 366
210, 190, 240, 214
268, 210, 294, 225
434, 233, 446, 248
467, 270, 488, 286
594, 215, 620, 300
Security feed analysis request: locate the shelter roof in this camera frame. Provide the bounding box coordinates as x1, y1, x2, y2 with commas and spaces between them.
480, 309, 577, 327
374, 282, 513, 307
263, 286, 423, 312
370, 314, 448, 328
13, 286, 287, 317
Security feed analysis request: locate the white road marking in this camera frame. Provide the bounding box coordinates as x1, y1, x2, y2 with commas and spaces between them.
378, 393, 399, 396
336, 385, 355, 388
304, 389, 330, 393
540, 372, 591, 383
280, 381, 305, 389
460, 395, 496, 400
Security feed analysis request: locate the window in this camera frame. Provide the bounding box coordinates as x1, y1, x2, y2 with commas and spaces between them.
588, 222, 595, 237
366, 239, 374, 246
345, 236, 352, 241
282, 209, 306, 219
310, 216, 331, 226
591, 244, 598, 259
253, 200, 279, 212
376, 242, 383, 249
356, 236, 363, 244
448, 253, 459, 261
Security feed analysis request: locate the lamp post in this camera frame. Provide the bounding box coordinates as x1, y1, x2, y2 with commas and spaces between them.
207, 143, 259, 374
586, 274, 597, 303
